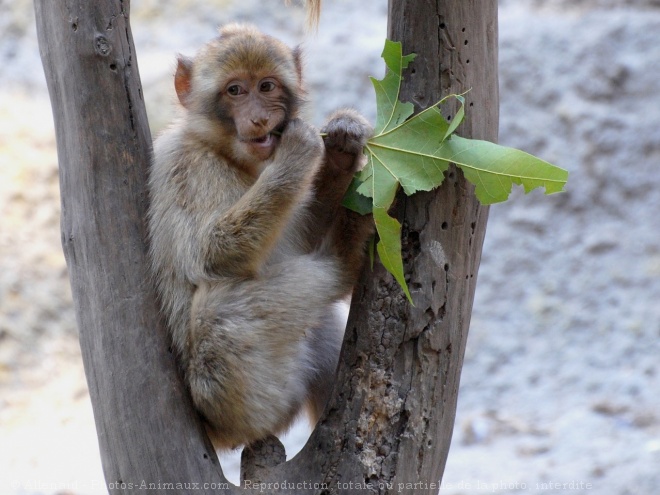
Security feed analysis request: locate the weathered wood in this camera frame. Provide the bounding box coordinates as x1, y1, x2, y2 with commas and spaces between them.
387, 0, 499, 485
34, 1, 227, 492
276, 0, 499, 493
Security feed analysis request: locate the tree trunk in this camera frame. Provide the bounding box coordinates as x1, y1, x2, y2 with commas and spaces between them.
34, 0, 226, 491
266, 0, 499, 492
35, 0, 497, 492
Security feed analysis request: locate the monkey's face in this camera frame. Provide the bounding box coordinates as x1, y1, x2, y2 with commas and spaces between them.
175, 25, 304, 172
220, 72, 289, 162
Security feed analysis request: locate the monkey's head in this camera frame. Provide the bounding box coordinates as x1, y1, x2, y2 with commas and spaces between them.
175, 24, 304, 170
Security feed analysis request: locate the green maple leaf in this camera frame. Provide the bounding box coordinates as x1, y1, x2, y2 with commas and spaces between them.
371, 40, 417, 134
343, 40, 569, 304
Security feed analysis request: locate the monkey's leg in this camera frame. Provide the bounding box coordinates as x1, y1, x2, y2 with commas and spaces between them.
187, 255, 345, 449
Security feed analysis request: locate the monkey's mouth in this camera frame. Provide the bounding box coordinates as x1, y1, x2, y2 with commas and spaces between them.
248, 133, 276, 147
242, 132, 280, 161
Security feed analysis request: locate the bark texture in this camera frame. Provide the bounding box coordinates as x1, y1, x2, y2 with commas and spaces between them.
34, 0, 225, 491
278, 0, 499, 492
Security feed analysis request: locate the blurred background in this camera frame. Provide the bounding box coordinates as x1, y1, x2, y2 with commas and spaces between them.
1, 0, 659, 493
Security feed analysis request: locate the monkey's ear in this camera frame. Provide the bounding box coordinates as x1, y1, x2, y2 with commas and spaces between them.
174, 55, 194, 108
292, 46, 304, 88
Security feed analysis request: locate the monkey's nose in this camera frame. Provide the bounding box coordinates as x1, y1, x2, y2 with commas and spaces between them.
251, 117, 269, 128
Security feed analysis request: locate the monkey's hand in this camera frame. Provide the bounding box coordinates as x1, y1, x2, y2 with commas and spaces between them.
321, 109, 373, 172
276, 118, 324, 173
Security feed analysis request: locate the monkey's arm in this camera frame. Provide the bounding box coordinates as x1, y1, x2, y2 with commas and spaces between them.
299, 109, 372, 249
294, 110, 375, 287
205, 119, 323, 277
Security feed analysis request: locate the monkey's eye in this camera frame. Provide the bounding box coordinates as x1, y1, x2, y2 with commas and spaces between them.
259, 80, 277, 93
226, 84, 245, 96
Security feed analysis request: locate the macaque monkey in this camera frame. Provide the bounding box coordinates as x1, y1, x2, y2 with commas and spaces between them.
147, 24, 373, 449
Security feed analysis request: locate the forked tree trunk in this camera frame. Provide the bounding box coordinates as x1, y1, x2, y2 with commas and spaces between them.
34, 0, 497, 493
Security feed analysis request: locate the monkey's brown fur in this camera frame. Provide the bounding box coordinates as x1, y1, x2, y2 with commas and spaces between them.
147, 24, 372, 449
